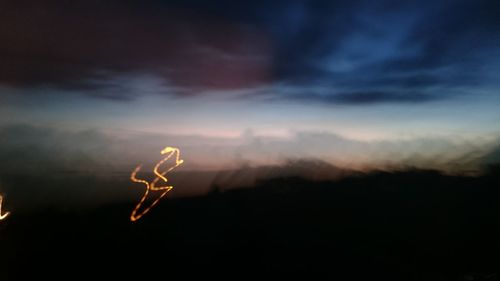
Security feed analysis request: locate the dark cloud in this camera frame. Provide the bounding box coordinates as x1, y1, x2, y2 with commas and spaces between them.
329, 91, 438, 104
0, 0, 499, 103
0, 0, 272, 92
0, 124, 113, 174
483, 144, 500, 165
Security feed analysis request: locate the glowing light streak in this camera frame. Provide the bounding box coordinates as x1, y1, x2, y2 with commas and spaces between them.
0, 194, 10, 221
130, 146, 184, 222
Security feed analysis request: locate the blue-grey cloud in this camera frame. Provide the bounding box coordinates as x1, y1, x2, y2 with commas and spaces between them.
0, 124, 493, 176
0, 123, 496, 210
483, 144, 500, 165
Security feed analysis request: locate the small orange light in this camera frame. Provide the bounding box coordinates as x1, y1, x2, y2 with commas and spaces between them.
129, 146, 184, 222
0, 194, 10, 221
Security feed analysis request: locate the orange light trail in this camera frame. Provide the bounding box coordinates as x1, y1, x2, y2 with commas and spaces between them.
130, 146, 184, 222
0, 194, 10, 221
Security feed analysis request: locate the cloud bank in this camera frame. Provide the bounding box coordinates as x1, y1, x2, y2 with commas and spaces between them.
0, 124, 494, 176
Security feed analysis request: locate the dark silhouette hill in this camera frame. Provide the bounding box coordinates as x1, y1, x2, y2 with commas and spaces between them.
1, 168, 499, 281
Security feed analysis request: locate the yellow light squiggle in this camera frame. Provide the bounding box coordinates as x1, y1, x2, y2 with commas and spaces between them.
130, 146, 184, 222
0, 194, 10, 221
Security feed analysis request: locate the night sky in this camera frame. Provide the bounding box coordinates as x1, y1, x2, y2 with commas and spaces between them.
1, 0, 500, 195
3, 3, 500, 280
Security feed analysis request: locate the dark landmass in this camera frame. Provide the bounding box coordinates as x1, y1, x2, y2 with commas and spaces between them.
1, 166, 500, 281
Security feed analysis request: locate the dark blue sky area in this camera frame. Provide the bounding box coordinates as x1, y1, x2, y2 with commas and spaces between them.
1, 0, 499, 104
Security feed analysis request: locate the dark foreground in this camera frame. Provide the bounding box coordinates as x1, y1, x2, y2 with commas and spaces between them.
1, 168, 500, 281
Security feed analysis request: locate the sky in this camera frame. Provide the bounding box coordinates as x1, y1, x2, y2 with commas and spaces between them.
1, 0, 500, 178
